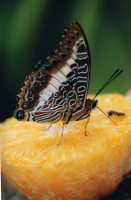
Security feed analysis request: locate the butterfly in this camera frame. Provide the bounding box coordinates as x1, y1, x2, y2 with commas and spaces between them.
14, 22, 123, 142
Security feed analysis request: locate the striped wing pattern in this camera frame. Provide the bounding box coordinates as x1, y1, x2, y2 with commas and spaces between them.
15, 22, 91, 123
29, 22, 91, 123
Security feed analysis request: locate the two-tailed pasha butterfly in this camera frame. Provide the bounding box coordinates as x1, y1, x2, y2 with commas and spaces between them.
14, 22, 123, 143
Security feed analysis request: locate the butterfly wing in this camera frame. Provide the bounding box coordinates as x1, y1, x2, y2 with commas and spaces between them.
30, 22, 91, 123
43, 21, 91, 104
15, 22, 91, 123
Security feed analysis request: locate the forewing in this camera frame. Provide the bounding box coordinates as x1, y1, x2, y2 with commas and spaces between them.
44, 22, 91, 102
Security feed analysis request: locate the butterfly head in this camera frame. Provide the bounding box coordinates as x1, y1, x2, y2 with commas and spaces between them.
91, 99, 98, 109
85, 99, 98, 111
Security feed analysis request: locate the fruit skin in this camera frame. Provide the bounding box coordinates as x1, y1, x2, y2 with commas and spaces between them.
1, 94, 131, 200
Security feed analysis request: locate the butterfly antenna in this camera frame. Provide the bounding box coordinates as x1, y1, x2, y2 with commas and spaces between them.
93, 68, 123, 100
96, 106, 117, 125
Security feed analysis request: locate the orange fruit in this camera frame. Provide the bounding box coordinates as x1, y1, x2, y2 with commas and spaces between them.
1, 94, 131, 200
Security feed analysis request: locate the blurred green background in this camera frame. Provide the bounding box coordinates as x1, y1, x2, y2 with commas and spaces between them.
0, 0, 131, 121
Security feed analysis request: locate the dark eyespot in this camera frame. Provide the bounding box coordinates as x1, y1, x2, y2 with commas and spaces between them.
15, 110, 25, 120
22, 102, 29, 110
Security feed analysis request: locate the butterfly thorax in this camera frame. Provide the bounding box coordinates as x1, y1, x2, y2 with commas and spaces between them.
63, 98, 98, 123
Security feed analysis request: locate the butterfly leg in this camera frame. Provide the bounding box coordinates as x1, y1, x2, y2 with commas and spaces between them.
57, 123, 65, 145
84, 114, 90, 136
45, 123, 52, 131
76, 112, 90, 136
58, 110, 73, 145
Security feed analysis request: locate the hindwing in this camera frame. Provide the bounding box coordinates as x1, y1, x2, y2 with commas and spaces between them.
16, 22, 91, 123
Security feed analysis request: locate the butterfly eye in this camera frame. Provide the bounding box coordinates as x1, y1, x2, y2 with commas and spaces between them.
15, 110, 25, 120
92, 100, 98, 109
